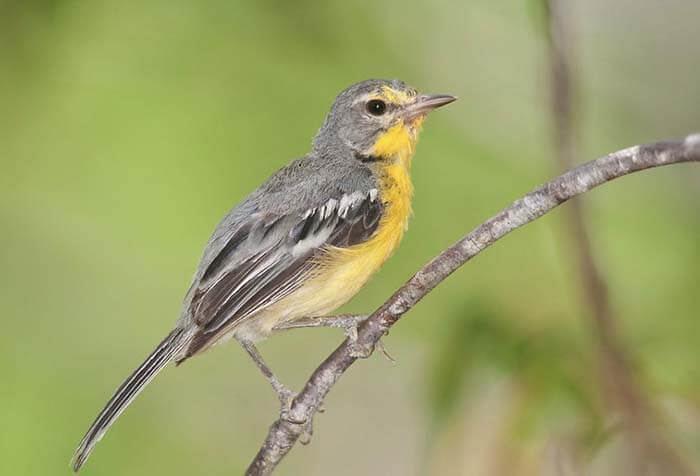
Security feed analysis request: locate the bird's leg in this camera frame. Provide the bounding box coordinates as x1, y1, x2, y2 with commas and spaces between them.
274, 314, 395, 362
239, 340, 305, 424
239, 340, 318, 440
273, 314, 369, 341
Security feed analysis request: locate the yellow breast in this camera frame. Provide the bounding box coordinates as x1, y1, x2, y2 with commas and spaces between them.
266, 121, 420, 324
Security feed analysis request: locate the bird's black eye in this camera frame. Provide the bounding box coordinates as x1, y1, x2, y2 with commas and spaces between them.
366, 99, 387, 116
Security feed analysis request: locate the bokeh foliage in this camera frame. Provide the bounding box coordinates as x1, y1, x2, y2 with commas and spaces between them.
1, 1, 699, 474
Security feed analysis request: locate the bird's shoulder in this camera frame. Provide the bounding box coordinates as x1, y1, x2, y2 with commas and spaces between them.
249, 153, 377, 213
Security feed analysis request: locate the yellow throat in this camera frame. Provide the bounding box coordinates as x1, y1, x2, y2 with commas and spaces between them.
369, 118, 423, 250
259, 117, 423, 332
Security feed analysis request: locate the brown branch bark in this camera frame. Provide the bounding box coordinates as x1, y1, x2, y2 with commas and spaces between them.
245, 134, 700, 475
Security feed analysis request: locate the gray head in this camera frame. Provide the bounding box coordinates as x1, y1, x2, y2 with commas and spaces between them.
312, 79, 456, 160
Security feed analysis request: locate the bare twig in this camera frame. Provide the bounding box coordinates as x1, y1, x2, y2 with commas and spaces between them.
245, 134, 700, 475
545, 3, 693, 474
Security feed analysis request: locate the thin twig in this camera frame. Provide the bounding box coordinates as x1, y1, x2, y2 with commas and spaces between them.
245, 134, 700, 476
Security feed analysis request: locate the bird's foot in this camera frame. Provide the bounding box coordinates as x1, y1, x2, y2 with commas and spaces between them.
299, 415, 315, 445
275, 384, 303, 423
348, 330, 395, 362
276, 387, 318, 445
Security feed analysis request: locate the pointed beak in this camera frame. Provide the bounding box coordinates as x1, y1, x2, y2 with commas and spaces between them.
403, 94, 457, 122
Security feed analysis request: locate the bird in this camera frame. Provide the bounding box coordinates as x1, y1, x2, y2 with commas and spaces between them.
72, 79, 456, 471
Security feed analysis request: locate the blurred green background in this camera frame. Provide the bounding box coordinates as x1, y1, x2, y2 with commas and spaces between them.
2, 1, 699, 475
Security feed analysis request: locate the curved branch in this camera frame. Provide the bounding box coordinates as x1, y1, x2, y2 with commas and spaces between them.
246, 134, 700, 476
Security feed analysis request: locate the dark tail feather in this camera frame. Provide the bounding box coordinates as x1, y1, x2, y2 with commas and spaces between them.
72, 328, 187, 472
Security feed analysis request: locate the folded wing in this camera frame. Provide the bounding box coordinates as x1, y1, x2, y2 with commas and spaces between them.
180, 188, 381, 359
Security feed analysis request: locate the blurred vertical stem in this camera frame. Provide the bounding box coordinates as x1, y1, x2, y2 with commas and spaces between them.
545, 0, 637, 421
543, 1, 691, 474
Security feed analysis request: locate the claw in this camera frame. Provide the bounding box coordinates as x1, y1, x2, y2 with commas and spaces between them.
343, 325, 359, 342
277, 387, 307, 425
299, 418, 314, 445
281, 410, 307, 425
376, 339, 396, 364
349, 341, 373, 359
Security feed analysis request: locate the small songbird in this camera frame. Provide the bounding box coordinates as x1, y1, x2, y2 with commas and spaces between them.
72, 79, 456, 471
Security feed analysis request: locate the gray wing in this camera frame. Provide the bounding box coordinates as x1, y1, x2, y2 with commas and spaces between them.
180, 186, 382, 359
